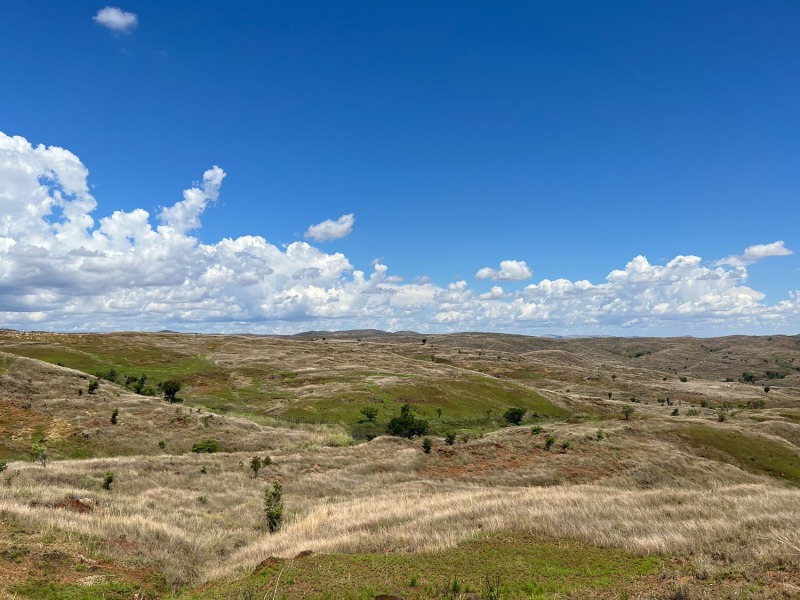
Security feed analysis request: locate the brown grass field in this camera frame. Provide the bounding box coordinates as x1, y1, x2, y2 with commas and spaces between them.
0, 330, 798, 598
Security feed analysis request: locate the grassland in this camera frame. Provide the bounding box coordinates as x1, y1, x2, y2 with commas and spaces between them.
0, 330, 798, 598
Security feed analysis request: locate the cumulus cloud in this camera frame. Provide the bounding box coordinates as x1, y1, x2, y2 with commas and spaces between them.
304, 213, 354, 242
0, 130, 798, 335
476, 260, 533, 281
718, 241, 793, 267
93, 6, 138, 33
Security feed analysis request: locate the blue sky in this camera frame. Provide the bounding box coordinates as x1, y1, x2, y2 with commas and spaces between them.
0, 2, 798, 335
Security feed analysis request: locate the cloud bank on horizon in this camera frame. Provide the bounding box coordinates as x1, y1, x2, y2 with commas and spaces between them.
0, 131, 797, 335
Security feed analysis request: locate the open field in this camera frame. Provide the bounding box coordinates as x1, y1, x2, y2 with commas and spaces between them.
0, 330, 799, 598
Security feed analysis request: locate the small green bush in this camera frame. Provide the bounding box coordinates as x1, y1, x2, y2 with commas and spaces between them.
531, 425, 543, 435
87, 380, 99, 394
544, 436, 555, 451
386, 404, 428, 439
560, 440, 571, 452
422, 437, 432, 454
622, 406, 635, 420
158, 440, 166, 450
110, 408, 119, 425
264, 480, 284, 533
192, 439, 222, 453
679, 376, 688, 382
250, 456, 262, 477
102, 471, 114, 490
159, 380, 183, 403
503, 407, 526, 425
717, 410, 727, 422
596, 429, 605, 440
444, 431, 456, 445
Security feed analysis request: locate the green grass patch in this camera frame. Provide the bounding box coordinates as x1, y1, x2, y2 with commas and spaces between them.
179, 533, 660, 599
674, 424, 800, 485
282, 375, 568, 435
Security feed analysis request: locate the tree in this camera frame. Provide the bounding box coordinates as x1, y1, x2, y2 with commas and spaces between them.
102, 471, 114, 490
359, 406, 378, 424
110, 408, 119, 425
250, 456, 262, 478
544, 436, 555, 451
444, 431, 456, 445
503, 407, 526, 425
159, 380, 183, 403
422, 437, 432, 454
87, 379, 99, 395
31, 443, 48, 467
386, 404, 429, 439
622, 405, 635, 420
264, 480, 284, 533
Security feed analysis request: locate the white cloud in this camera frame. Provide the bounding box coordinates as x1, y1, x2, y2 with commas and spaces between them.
717, 241, 793, 267
476, 260, 532, 281
0, 130, 798, 336
304, 213, 354, 242
93, 7, 138, 33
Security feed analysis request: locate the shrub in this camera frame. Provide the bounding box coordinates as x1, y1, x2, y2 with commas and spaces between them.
250, 456, 262, 477
671, 408, 679, 416
87, 380, 99, 395
102, 471, 114, 490
700, 399, 709, 408
679, 376, 688, 382
596, 429, 605, 440
607, 392, 612, 400
503, 407, 526, 425
444, 431, 456, 445
764, 386, 770, 394
687, 408, 699, 416
741, 371, 756, 384
0, 461, 6, 474
560, 440, 571, 452
264, 480, 284, 533
110, 408, 119, 425
30, 443, 48, 467
158, 440, 166, 450
263, 455, 272, 467
422, 437, 432, 454
386, 404, 429, 439
544, 436, 555, 450
159, 380, 183, 403
747, 399, 766, 409
531, 425, 543, 435
359, 406, 378, 424
191, 439, 222, 453
622, 406, 634, 420
717, 410, 727, 422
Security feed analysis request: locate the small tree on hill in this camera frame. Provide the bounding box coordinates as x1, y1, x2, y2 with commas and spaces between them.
110, 408, 119, 424
250, 456, 262, 478
622, 405, 635, 420
264, 480, 284, 533
359, 406, 378, 424
386, 404, 429, 439
159, 380, 182, 403
31, 443, 48, 467
503, 407, 526, 425
88, 379, 99, 394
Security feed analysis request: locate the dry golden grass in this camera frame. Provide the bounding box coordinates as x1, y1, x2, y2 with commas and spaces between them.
1, 428, 798, 589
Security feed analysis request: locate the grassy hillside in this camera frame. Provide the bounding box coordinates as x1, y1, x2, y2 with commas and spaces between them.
0, 330, 798, 598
